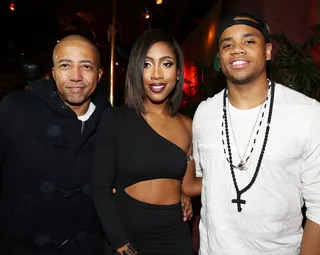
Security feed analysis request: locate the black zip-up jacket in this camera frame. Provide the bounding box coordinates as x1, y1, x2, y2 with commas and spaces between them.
0, 79, 112, 254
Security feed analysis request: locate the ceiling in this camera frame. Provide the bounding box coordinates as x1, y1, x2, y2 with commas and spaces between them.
1, 0, 216, 50
0, 0, 218, 102
0, 0, 217, 78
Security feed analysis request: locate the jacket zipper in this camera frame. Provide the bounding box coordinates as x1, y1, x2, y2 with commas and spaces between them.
81, 121, 85, 135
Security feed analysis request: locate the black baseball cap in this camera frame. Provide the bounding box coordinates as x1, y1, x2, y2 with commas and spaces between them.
213, 12, 271, 72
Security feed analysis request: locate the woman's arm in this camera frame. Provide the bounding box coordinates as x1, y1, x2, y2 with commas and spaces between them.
180, 115, 202, 197
93, 107, 132, 252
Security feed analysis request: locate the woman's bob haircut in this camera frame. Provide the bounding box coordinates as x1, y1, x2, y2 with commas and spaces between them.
125, 29, 184, 117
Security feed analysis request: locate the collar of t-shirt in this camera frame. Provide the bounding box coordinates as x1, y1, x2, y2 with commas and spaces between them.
77, 102, 96, 121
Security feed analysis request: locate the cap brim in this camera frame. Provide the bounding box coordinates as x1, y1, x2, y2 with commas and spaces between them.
213, 54, 220, 72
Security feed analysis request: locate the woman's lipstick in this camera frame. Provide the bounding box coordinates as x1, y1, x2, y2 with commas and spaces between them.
149, 83, 166, 93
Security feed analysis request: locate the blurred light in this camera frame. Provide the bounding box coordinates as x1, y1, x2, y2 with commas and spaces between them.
143, 9, 150, 19
9, 2, 15, 11
57, 40, 60, 43
156, 0, 163, 4
206, 24, 216, 48
115, 61, 119, 66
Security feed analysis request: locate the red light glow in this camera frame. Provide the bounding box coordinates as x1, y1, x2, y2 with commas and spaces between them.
9, 3, 15, 11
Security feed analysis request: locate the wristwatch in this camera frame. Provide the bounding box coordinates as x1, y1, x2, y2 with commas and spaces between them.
117, 243, 138, 255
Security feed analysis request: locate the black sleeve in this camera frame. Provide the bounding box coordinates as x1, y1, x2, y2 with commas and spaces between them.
0, 95, 12, 169
92, 107, 129, 250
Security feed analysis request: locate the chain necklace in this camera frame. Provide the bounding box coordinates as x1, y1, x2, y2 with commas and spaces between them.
222, 80, 275, 212
222, 84, 270, 171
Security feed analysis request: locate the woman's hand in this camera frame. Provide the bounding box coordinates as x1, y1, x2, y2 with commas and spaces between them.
181, 194, 193, 221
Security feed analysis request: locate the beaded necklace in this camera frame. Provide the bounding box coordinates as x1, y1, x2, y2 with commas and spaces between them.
222, 84, 270, 171
222, 80, 275, 212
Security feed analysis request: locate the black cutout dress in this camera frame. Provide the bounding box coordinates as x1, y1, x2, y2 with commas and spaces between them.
93, 107, 193, 255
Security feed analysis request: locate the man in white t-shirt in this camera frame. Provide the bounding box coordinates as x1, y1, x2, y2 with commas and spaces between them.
193, 12, 320, 254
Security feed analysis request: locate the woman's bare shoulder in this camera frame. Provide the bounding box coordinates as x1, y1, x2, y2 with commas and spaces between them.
177, 113, 192, 135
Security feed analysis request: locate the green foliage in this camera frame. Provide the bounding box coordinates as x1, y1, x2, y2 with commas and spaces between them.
269, 28, 320, 100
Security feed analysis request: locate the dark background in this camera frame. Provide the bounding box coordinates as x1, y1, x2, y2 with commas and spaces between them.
0, 0, 217, 102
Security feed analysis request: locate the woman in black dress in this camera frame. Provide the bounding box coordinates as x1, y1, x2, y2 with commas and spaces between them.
93, 29, 202, 255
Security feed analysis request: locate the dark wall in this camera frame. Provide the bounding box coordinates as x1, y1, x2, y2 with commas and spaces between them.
222, 0, 314, 44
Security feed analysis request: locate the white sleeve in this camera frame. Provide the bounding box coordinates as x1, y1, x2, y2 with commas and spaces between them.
193, 103, 203, 177
301, 100, 320, 225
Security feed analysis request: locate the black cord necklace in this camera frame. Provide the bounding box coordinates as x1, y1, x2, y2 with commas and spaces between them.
222, 85, 270, 171
222, 80, 275, 212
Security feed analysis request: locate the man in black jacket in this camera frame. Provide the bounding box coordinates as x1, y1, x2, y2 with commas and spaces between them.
0, 35, 112, 254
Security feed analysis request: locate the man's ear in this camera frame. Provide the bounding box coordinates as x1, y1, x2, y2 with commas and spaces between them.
98, 68, 103, 82
52, 67, 56, 80
266, 43, 272, 61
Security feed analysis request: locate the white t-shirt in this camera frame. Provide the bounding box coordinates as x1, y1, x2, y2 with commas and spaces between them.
193, 82, 320, 254
77, 102, 96, 121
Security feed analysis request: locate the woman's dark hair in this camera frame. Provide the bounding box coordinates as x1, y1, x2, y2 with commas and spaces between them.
125, 29, 184, 116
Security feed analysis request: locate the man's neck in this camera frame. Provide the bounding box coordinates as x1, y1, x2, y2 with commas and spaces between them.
68, 101, 91, 117
227, 77, 269, 110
